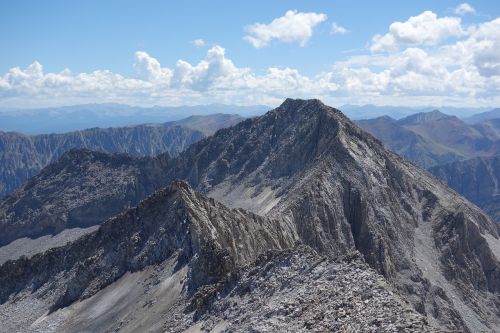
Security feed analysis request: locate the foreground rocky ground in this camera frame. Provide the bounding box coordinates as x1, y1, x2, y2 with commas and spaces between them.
166, 246, 431, 333
11, 246, 431, 333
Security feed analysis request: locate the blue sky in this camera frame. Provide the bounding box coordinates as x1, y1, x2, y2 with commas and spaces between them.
0, 1, 499, 108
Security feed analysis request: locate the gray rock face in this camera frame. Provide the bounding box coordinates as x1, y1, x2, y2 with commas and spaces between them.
0, 181, 429, 332
0, 113, 244, 198
1, 99, 500, 332
166, 98, 500, 331
429, 155, 500, 222
0, 181, 296, 332
166, 246, 431, 333
0, 148, 169, 248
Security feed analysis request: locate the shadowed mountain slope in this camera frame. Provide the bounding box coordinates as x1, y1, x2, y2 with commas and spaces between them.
0, 149, 170, 249
430, 154, 500, 222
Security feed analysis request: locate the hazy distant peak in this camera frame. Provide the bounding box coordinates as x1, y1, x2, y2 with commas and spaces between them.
465, 108, 500, 124
397, 109, 452, 125
374, 115, 396, 122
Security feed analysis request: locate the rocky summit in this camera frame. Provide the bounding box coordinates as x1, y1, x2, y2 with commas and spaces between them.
0, 99, 500, 332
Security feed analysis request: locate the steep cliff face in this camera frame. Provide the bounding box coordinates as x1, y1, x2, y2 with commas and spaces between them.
0, 113, 244, 198
430, 155, 500, 222
1, 99, 500, 332
0, 125, 201, 198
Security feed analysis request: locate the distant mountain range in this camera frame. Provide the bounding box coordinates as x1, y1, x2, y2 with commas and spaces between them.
1, 103, 496, 135
464, 108, 500, 124
0, 99, 499, 332
0, 103, 265, 134
340, 104, 491, 120
430, 155, 500, 222
357, 110, 500, 168
0, 113, 244, 198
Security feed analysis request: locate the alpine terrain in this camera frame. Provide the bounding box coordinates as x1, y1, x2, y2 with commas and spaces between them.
0, 99, 499, 332
357, 110, 500, 168
0, 113, 244, 198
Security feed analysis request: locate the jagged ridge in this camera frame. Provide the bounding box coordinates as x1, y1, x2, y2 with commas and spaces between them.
0, 181, 295, 314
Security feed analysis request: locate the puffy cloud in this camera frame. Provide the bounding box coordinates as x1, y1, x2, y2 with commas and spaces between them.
244, 10, 327, 48
1, 16, 500, 108
371, 11, 464, 52
331, 22, 348, 34
329, 19, 500, 103
134, 51, 172, 83
170, 45, 252, 91
0, 61, 150, 103
451, 18, 500, 77
192, 39, 206, 48
455, 3, 475, 16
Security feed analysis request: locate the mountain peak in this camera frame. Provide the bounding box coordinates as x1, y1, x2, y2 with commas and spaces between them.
279, 98, 326, 111
398, 109, 452, 125
166, 179, 195, 198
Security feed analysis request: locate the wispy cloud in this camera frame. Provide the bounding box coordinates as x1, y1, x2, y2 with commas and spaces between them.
455, 3, 476, 16
192, 39, 206, 48
331, 22, 348, 34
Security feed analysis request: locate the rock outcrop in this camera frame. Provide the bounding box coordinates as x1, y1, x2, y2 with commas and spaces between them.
0, 181, 296, 332
165, 98, 500, 331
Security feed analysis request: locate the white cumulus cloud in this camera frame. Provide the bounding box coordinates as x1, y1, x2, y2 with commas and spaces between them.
170, 45, 251, 91
370, 11, 465, 52
1, 15, 500, 108
444, 17, 500, 77
244, 10, 327, 48
327, 17, 500, 105
134, 51, 172, 83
